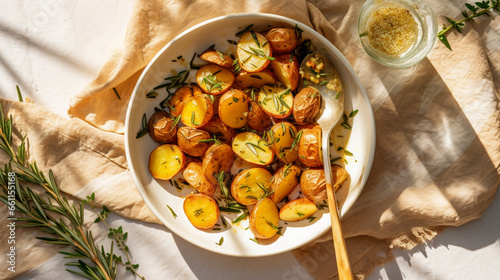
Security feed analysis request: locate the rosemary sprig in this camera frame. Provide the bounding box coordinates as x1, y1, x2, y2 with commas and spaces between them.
0, 103, 144, 279
438, 0, 500, 50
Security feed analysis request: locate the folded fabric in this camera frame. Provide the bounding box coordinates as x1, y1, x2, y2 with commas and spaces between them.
1, 0, 499, 279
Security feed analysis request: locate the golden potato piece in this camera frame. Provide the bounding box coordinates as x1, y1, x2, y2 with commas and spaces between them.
247, 100, 272, 131
231, 168, 272, 206
266, 28, 299, 54
196, 64, 235, 95
168, 85, 203, 117
199, 49, 234, 69
218, 89, 249, 128
148, 144, 185, 180
177, 127, 212, 157
147, 110, 177, 144
201, 115, 235, 144
293, 86, 320, 125
202, 143, 235, 185
268, 54, 300, 90
183, 161, 216, 196
300, 166, 349, 204
269, 164, 301, 204
297, 125, 323, 167
183, 193, 220, 229
279, 198, 317, 222
232, 132, 274, 166
237, 31, 273, 72
234, 69, 277, 89
180, 95, 214, 128
249, 197, 280, 239
270, 122, 299, 164
258, 85, 293, 118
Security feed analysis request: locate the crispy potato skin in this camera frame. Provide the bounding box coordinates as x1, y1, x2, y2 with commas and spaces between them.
300, 166, 349, 204
177, 127, 212, 157
199, 49, 234, 69
201, 115, 235, 144
266, 28, 299, 54
268, 54, 300, 90
183, 161, 216, 196
147, 111, 177, 144
183, 193, 220, 229
234, 69, 277, 89
293, 87, 320, 125
202, 143, 235, 185
279, 197, 317, 222
298, 125, 322, 167
148, 144, 185, 180
249, 197, 279, 239
247, 100, 272, 131
269, 164, 301, 204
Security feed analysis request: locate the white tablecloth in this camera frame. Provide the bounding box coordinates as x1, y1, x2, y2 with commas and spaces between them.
1, 1, 499, 279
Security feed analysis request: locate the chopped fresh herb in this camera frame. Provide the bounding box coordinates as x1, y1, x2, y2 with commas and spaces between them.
349, 109, 359, 118
136, 114, 148, 139
166, 204, 178, 218
344, 150, 353, 156
216, 237, 224, 246
249, 238, 260, 244
194, 208, 204, 217
307, 216, 316, 222
235, 24, 254, 37
233, 211, 249, 223
251, 31, 261, 48
171, 115, 181, 131
232, 97, 240, 103
146, 91, 158, 98
113, 87, 121, 100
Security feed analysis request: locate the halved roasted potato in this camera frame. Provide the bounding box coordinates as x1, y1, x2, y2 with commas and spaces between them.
180, 94, 214, 128
293, 86, 321, 125
234, 69, 277, 89
183, 161, 217, 196
268, 54, 300, 90
148, 144, 185, 180
300, 166, 349, 204
177, 126, 212, 157
232, 132, 274, 165
265, 28, 299, 54
167, 85, 203, 117
218, 89, 249, 128
148, 110, 177, 144
249, 197, 280, 239
247, 100, 272, 131
201, 115, 235, 144
279, 197, 317, 222
258, 85, 293, 118
183, 193, 220, 229
195, 64, 235, 95
202, 143, 235, 185
237, 31, 273, 72
199, 49, 234, 69
231, 167, 272, 205
270, 122, 299, 164
269, 164, 301, 204
297, 125, 322, 167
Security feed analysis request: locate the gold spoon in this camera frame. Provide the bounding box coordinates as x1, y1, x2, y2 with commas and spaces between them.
299, 51, 353, 280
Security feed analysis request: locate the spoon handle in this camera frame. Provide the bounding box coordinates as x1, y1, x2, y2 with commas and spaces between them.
323, 130, 353, 280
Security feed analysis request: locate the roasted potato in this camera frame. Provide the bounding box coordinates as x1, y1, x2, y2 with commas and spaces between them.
231, 168, 272, 205
300, 166, 349, 204
268, 54, 300, 90
279, 198, 317, 222
265, 28, 299, 54
201, 115, 235, 144
167, 85, 203, 117
183, 161, 216, 196
196, 64, 235, 95
258, 85, 293, 118
269, 164, 301, 204
293, 86, 320, 125
183, 193, 220, 229
270, 122, 299, 164
177, 126, 212, 157
218, 89, 249, 128
247, 100, 272, 131
237, 31, 273, 72
180, 94, 214, 128
249, 197, 280, 239
234, 69, 277, 89
199, 49, 234, 69
148, 144, 185, 180
232, 132, 274, 165
202, 143, 235, 185
147, 110, 177, 144
297, 125, 322, 167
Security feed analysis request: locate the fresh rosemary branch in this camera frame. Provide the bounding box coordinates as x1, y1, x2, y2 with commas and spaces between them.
438, 0, 500, 50
0, 100, 143, 279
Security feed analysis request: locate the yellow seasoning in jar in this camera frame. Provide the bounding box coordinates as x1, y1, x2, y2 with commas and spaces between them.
364, 2, 418, 57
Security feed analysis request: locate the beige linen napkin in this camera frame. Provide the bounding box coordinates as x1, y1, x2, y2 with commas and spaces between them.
1, 0, 499, 279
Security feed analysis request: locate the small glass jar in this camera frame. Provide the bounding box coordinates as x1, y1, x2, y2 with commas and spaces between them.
357, 0, 437, 68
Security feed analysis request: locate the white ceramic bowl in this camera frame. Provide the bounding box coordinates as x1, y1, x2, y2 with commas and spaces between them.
125, 13, 375, 257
